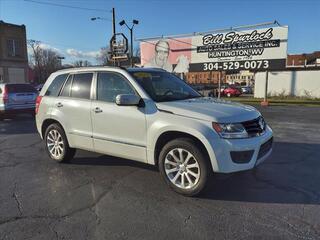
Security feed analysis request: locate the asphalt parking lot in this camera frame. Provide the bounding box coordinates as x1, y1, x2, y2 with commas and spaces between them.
1, 106, 320, 240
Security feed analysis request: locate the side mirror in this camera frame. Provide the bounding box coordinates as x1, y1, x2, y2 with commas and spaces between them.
115, 94, 141, 106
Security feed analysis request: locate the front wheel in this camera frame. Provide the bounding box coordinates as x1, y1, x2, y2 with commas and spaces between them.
159, 138, 210, 196
44, 123, 76, 163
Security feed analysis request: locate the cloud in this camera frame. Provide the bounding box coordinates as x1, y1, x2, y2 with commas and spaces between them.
66, 48, 102, 59
27, 43, 62, 55
39, 43, 62, 53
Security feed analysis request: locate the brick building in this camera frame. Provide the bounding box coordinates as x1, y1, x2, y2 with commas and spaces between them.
287, 51, 320, 66
225, 70, 255, 86
0, 21, 28, 83
185, 71, 226, 85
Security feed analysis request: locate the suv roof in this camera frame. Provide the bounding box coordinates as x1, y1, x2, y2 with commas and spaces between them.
54, 66, 165, 75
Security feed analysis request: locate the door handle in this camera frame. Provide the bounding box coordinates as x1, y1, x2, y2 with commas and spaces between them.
94, 107, 103, 113
56, 102, 63, 108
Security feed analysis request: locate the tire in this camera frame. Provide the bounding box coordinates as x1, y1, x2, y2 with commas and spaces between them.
44, 123, 76, 163
158, 138, 211, 196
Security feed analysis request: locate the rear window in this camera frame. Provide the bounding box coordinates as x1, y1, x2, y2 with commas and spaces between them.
70, 73, 93, 99
45, 74, 68, 97
6, 84, 37, 93
60, 75, 73, 97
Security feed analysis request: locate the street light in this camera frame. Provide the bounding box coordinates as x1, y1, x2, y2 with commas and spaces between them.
119, 19, 139, 67
90, 17, 110, 21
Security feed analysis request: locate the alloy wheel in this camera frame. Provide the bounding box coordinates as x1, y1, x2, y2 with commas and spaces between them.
164, 148, 200, 189
46, 129, 64, 159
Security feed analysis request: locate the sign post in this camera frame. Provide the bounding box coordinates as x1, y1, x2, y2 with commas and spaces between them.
261, 71, 269, 106
218, 72, 221, 99
109, 33, 128, 65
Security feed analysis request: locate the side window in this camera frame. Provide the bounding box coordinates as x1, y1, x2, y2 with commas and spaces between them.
45, 74, 68, 97
60, 75, 73, 97
97, 72, 136, 103
70, 73, 93, 99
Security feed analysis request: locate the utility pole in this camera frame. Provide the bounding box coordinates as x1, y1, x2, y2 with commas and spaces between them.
112, 8, 116, 66
112, 8, 116, 36
130, 27, 133, 67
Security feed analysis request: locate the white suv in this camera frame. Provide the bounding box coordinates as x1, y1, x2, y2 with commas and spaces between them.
36, 67, 273, 196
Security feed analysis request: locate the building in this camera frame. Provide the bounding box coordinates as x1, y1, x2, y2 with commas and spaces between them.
186, 71, 226, 85
287, 51, 320, 67
225, 70, 255, 86
0, 21, 28, 83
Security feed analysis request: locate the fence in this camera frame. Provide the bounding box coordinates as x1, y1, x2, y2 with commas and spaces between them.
254, 69, 320, 98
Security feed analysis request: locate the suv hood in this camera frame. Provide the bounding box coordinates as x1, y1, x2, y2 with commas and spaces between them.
156, 97, 260, 123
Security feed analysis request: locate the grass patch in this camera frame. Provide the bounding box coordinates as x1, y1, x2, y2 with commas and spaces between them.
222, 97, 320, 106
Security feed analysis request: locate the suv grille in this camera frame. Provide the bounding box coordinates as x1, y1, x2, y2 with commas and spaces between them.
242, 116, 266, 137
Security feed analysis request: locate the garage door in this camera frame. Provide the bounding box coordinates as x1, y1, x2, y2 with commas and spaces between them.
8, 68, 25, 83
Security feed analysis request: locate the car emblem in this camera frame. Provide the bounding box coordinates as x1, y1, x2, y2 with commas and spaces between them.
259, 117, 265, 130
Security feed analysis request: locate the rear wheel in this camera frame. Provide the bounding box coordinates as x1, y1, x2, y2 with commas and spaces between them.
159, 138, 210, 196
44, 123, 76, 163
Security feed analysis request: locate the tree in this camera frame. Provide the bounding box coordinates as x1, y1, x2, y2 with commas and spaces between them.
72, 60, 92, 67
95, 47, 110, 66
28, 40, 63, 83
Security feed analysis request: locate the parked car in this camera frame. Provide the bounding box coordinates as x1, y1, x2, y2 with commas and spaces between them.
35, 84, 44, 92
222, 86, 242, 97
241, 86, 253, 94
0, 83, 38, 118
36, 67, 273, 196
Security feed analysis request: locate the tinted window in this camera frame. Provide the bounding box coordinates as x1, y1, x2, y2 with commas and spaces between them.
70, 73, 93, 99
97, 72, 135, 103
6, 84, 37, 93
60, 75, 73, 97
45, 74, 68, 96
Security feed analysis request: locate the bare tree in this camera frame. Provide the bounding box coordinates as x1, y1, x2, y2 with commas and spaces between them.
95, 47, 110, 66
28, 40, 63, 83
72, 60, 92, 67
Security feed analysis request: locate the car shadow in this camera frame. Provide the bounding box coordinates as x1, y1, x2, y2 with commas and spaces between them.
69, 141, 320, 205
69, 151, 158, 172
201, 141, 320, 205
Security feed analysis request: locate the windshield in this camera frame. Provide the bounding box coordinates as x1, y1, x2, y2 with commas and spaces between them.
129, 70, 201, 102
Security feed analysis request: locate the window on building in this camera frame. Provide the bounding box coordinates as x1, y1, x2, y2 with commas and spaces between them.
0, 67, 3, 83
7, 39, 22, 57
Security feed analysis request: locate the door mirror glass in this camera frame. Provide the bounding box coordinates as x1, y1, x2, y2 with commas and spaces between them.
115, 94, 141, 106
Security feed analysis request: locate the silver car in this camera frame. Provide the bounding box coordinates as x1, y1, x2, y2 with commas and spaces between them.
0, 83, 38, 118
36, 67, 273, 196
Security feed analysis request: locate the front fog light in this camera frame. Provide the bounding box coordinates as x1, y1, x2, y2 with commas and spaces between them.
212, 122, 248, 139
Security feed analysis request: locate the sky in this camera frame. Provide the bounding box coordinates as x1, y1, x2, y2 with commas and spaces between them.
0, 0, 319, 64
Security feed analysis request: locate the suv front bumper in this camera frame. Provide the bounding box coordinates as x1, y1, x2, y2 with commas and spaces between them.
207, 125, 273, 173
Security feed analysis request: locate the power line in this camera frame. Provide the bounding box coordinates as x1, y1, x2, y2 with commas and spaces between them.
24, 0, 110, 13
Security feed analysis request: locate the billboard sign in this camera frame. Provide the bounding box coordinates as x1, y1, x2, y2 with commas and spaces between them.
140, 26, 288, 73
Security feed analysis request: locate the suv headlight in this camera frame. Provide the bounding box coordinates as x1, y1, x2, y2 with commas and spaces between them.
212, 122, 248, 139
